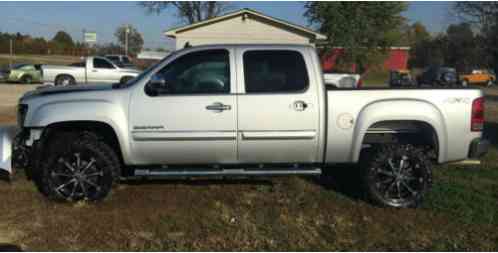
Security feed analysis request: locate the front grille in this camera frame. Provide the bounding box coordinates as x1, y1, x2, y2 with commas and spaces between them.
17, 104, 28, 127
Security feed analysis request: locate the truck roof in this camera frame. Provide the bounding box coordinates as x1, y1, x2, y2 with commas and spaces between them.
174, 43, 315, 52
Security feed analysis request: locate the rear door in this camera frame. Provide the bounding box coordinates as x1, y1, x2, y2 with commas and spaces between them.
235, 48, 320, 164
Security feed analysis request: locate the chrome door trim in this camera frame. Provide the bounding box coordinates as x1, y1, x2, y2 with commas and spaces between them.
132, 131, 237, 141
241, 131, 316, 140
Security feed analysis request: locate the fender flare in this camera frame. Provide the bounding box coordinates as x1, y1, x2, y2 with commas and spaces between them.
27, 99, 132, 163
352, 99, 448, 163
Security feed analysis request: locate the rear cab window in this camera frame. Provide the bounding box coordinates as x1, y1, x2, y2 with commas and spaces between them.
242, 50, 309, 93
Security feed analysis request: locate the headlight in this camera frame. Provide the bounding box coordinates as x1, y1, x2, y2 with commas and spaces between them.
17, 104, 28, 127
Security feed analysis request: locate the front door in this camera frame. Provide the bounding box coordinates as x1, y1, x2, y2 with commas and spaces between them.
235, 48, 320, 164
89, 57, 118, 83
129, 48, 238, 164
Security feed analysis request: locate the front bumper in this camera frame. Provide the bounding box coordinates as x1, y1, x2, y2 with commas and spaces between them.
0, 125, 17, 176
468, 138, 490, 158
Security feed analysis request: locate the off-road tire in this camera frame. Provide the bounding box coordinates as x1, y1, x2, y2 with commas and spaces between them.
361, 144, 433, 208
35, 131, 120, 202
55, 75, 75, 86
20, 75, 33, 84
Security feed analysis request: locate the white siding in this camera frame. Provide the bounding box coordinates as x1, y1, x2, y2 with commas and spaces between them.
174, 15, 312, 49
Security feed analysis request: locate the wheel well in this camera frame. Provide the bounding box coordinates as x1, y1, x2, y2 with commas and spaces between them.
55, 74, 74, 82
363, 120, 438, 159
42, 121, 124, 169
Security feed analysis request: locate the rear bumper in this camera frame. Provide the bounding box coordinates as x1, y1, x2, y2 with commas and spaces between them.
468, 138, 489, 158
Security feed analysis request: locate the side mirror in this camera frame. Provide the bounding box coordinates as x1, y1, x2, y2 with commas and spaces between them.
146, 74, 168, 96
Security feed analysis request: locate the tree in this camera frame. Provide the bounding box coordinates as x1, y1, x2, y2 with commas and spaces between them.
453, 2, 498, 71
304, 2, 407, 72
139, 1, 231, 24
52, 31, 74, 47
453, 2, 498, 28
114, 25, 144, 55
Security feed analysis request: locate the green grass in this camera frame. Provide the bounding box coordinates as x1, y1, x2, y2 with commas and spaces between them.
425, 165, 498, 226
0, 54, 79, 67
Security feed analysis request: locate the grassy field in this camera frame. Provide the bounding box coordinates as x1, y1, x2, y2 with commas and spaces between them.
0, 54, 80, 67
0, 85, 497, 251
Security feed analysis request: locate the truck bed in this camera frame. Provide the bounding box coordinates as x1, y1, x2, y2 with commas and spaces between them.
324, 87, 484, 164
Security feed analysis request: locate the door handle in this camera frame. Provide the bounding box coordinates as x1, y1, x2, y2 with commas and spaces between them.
206, 102, 231, 112
293, 100, 308, 111
92, 70, 98, 72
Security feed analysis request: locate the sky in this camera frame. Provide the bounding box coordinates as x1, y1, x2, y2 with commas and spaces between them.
0, 1, 456, 50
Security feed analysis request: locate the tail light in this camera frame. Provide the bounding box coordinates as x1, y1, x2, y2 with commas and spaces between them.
471, 97, 484, 131
357, 78, 363, 88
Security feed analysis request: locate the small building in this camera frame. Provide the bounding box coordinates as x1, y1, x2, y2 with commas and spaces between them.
321, 47, 411, 72
164, 8, 327, 50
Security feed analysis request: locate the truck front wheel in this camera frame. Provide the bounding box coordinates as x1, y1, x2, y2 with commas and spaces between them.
361, 144, 432, 208
37, 132, 120, 202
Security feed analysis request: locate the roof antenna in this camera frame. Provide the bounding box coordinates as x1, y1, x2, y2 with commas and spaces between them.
184, 42, 191, 48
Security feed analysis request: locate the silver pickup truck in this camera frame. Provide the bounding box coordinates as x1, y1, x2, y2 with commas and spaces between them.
0, 44, 488, 207
42, 56, 141, 85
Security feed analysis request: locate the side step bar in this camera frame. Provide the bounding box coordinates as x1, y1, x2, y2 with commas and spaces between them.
132, 167, 322, 178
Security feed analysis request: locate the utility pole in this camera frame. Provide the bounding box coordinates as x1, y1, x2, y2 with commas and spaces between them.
9, 39, 13, 69
125, 25, 130, 56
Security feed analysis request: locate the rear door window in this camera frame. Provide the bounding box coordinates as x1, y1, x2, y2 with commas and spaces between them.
243, 50, 309, 93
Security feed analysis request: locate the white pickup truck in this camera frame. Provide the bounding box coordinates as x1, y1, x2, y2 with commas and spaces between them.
42, 56, 141, 86
0, 44, 488, 208
323, 72, 361, 88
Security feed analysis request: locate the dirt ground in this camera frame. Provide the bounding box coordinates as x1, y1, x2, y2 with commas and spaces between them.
0, 84, 496, 251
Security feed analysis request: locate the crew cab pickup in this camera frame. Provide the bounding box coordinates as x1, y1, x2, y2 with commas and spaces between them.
0, 44, 488, 207
42, 56, 141, 86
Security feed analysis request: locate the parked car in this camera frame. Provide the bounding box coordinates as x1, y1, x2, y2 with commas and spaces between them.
323, 72, 362, 88
416, 66, 459, 87
0, 44, 488, 208
389, 69, 415, 87
460, 69, 495, 87
0, 64, 42, 84
105, 54, 136, 68
42, 56, 141, 85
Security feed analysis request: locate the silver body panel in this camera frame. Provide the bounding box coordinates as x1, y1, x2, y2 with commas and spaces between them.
0, 125, 17, 175
6, 44, 481, 175
42, 56, 140, 84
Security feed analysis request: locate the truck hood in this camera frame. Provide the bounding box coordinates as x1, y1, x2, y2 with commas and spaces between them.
21, 83, 115, 100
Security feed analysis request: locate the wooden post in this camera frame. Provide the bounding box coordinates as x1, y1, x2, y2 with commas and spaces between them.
9, 39, 13, 69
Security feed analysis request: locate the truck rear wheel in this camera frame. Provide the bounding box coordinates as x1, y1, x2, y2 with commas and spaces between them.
361, 144, 432, 208
55, 75, 75, 86
37, 132, 120, 202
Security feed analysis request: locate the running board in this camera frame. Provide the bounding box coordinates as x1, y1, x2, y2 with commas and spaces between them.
132, 167, 322, 178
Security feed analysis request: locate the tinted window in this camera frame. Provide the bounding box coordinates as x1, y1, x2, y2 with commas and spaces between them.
106, 56, 120, 62
122, 56, 131, 63
243, 50, 309, 93
93, 58, 115, 69
151, 49, 230, 95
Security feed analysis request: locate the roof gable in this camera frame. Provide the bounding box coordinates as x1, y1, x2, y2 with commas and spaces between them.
164, 8, 327, 40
